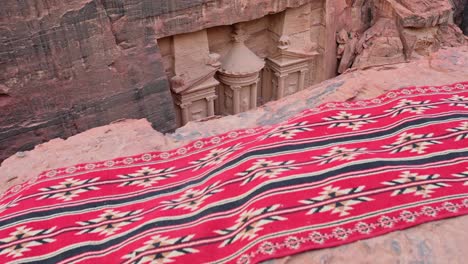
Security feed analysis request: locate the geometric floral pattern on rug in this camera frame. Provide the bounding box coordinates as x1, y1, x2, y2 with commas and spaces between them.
0, 82, 467, 264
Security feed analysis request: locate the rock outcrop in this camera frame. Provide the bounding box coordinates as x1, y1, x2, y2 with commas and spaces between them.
336, 0, 467, 72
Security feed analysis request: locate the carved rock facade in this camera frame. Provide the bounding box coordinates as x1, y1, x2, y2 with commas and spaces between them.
159, 3, 327, 125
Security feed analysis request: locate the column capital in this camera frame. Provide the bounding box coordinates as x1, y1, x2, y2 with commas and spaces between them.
179, 102, 192, 108
274, 72, 288, 78
206, 95, 217, 101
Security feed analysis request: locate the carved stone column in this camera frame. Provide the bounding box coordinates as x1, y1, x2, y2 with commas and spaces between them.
298, 69, 308, 91
232, 86, 242, 114
180, 102, 192, 125
276, 73, 286, 100
250, 81, 258, 109
206, 95, 217, 116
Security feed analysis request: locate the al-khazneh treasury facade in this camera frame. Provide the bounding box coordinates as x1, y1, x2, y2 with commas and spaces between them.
158, 2, 331, 126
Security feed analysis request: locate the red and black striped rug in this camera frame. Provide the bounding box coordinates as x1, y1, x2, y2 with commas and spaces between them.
1, 82, 468, 264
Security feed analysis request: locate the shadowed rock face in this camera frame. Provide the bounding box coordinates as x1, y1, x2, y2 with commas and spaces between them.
463, 2, 468, 34
0, 0, 177, 162
0, 0, 314, 162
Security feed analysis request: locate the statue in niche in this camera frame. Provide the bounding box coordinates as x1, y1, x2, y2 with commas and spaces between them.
285, 73, 299, 96
271, 78, 278, 99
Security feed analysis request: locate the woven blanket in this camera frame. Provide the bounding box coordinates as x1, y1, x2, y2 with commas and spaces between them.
1, 82, 468, 264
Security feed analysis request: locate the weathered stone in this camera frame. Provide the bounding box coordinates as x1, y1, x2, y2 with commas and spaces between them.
353, 18, 406, 69
150, 0, 314, 38
451, 0, 467, 27
336, 31, 359, 73
337, 0, 466, 70
391, 0, 454, 28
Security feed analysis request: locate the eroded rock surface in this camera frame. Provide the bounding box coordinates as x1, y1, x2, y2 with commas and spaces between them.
1, 1, 467, 263
336, 0, 467, 73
